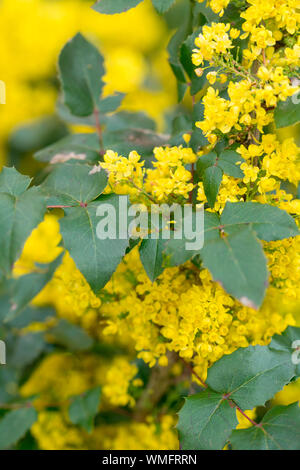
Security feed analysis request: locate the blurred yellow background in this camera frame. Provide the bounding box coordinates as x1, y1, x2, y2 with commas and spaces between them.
0, 0, 177, 167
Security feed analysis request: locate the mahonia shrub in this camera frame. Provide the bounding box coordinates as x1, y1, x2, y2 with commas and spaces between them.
0, 0, 300, 451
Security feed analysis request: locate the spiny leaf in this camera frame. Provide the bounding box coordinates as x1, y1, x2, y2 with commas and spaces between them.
58, 33, 105, 116
59, 196, 130, 292
0, 167, 31, 197
177, 389, 238, 450
43, 162, 108, 206
139, 238, 165, 281
201, 212, 268, 309
197, 150, 244, 179
230, 403, 300, 450
206, 344, 295, 410
221, 202, 299, 241
269, 326, 300, 376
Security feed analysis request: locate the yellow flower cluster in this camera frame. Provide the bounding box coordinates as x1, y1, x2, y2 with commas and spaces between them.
192, 23, 234, 67
102, 146, 197, 203
196, 76, 296, 140
21, 352, 140, 410
192, 0, 299, 146
145, 147, 197, 202
238, 135, 300, 186
101, 150, 145, 198
101, 247, 295, 382
30, 411, 178, 450
102, 357, 143, 408
197, 0, 231, 16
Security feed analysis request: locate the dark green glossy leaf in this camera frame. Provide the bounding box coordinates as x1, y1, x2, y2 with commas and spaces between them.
58, 33, 105, 116
206, 345, 295, 409
221, 202, 299, 241
230, 403, 300, 450
0, 407, 37, 449
203, 165, 222, 207
59, 196, 129, 292
0, 167, 31, 197
177, 389, 238, 450
43, 162, 107, 206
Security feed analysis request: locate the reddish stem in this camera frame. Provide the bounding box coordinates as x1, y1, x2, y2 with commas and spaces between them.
47, 205, 72, 209
234, 404, 260, 427
182, 359, 261, 427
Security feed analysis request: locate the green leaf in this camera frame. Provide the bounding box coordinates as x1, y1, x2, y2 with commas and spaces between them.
0, 407, 37, 449
4, 253, 63, 322
58, 33, 105, 116
197, 150, 244, 179
177, 389, 238, 450
152, 0, 176, 14
92, 0, 143, 15
49, 319, 93, 351
0, 167, 31, 197
59, 195, 129, 292
7, 306, 55, 329
230, 403, 300, 450
8, 117, 69, 157
35, 133, 100, 163
221, 202, 299, 241
203, 166, 222, 207
0, 187, 46, 277
201, 212, 268, 309
97, 93, 125, 113
69, 387, 101, 433
139, 238, 164, 281
8, 333, 46, 369
274, 94, 300, 128
43, 162, 107, 206
103, 128, 169, 159
206, 345, 295, 410
196, 151, 218, 175
105, 111, 156, 132
217, 150, 244, 178
269, 326, 300, 376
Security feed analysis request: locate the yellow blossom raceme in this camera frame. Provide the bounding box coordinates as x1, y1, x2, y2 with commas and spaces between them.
101, 150, 145, 198
197, 0, 230, 17
145, 146, 196, 202
93, 415, 179, 450
192, 23, 233, 66
100, 247, 296, 382
31, 411, 178, 450
102, 357, 142, 407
